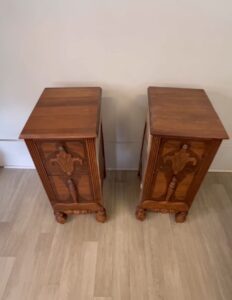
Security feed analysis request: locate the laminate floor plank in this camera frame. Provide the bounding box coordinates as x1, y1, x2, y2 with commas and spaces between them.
94, 174, 115, 298
94, 298, 112, 300
0, 257, 16, 300
0, 170, 231, 300
111, 179, 130, 300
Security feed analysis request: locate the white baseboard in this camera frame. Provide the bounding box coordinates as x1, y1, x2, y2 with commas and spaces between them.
3, 166, 232, 173
0, 140, 34, 168
1, 140, 232, 172
3, 165, 35, 169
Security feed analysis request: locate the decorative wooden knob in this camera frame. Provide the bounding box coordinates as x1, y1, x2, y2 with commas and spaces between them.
58, 146, 65, 152
182, 144, 188, 150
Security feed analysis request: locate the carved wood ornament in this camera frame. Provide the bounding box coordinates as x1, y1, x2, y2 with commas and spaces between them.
50, 146, 83, 203
67, 178, 78, 203
163, 144, 197, 201
50, 146, 83, 176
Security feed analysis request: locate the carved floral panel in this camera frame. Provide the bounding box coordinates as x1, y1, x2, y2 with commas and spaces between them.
36, 140, 88, 176
152, 139, 207, 201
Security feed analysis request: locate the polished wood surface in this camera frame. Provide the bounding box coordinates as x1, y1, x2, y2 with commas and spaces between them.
20, 87, 102, 139
137, 87, 229, 222
20, 87, 106, 223
148, 87, 229, 139
1, 169, 232, 299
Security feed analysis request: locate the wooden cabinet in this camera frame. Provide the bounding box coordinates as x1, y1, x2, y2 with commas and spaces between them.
20, 87, 106, 224
137, 87, 229, 222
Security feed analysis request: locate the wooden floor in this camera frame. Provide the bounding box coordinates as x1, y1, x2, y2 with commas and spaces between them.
0, 169, 232, 300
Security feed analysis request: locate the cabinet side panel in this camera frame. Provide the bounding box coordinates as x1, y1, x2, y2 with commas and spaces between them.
86, 138, 102, 203
141, 127, 152, 185
140, 114, 152, 181
141, 136, 161, 200
97, 124, 106, 181
138, 123, 146, 177
25, 139, 56, 207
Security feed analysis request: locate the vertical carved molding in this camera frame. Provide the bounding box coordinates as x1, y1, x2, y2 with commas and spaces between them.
67, 179, 78, 203
165, 176, 177, 201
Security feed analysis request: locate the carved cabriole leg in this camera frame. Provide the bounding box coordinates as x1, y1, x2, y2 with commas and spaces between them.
136, 207, 146, 221
175, 211, 188, 223
54, 211, 67, 224
95, 207, 107, 223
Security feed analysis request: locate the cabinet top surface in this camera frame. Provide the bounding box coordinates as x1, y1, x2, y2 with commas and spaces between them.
148, 87, 229, 139
20, 87, 101, 139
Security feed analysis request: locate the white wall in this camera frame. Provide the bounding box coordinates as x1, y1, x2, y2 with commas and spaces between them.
0, 0, 232, 170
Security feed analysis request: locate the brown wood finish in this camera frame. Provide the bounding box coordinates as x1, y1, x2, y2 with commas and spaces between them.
25, 139, 56, 206
20, 87, 106, 224
20, 87, 102, 139
99, 124, 106, 180
136, 87, 229, 222
137, 122, 147, 177
148, 87, 229, 139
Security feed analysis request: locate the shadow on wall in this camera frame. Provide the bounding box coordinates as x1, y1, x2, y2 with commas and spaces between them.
101, 91, 147, 170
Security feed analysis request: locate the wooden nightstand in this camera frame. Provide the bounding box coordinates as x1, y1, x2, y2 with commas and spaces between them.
137, 87, 229, 222
20, 87, 107, 224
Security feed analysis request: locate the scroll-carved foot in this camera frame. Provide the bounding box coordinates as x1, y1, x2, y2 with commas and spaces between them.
175, 211, 188, 223
136, 207, 146, 221
96, 208, 107, 223
54, 211, 67, 224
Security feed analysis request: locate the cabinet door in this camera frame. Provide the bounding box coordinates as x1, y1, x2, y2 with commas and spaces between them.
151, 139, 207, 202
49, 175, 93, 204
